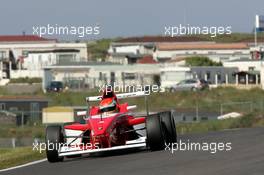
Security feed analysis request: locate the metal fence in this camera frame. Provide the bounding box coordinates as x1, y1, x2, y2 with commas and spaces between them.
0, 100, 263, 147
170, 100, 264, 123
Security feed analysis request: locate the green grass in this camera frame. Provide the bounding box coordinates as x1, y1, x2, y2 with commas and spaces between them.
3, 86, 264, 111
0, 125, 45, 138
2, 87, 264, 138
9, 77, 42, 84
0, 147, 45, 170
177, 112, 264, 135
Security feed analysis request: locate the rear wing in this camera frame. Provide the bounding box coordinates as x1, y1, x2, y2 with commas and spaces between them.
83, 91, 150, 119
86, 91, 148, 102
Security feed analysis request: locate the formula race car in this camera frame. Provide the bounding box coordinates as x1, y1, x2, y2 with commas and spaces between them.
45, 89, 177, 162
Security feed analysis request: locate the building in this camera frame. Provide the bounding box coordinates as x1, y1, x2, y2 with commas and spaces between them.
190, 66, 238, 84
154, 43, 250, 63
10, 49, 83, 78
160, 66, 192, 88
108, 36, 212, 64
160, 66, 238, 88
223, 59, 263, 72
43, 106, 87, 124
43, 63, 160, 92
0, 96, 49, 125
0, 35, 88, 84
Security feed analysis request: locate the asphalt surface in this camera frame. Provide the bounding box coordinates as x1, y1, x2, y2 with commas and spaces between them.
2, 127, 264, 175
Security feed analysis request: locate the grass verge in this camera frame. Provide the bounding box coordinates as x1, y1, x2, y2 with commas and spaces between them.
0, 125, 45, 138
177, 112, 264, 135
0, 147, 45, 170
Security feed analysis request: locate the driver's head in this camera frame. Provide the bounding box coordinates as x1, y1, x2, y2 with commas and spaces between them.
102, 87, 116, 99
99, 97, 118, 113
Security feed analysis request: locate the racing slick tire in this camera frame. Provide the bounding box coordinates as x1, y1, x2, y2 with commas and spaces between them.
46, 125, 64, 162
160, 111, 177, 144
146, 114, 165, 151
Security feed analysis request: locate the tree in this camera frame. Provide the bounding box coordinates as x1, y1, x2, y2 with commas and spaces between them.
185, 56, 222, 66
87, 38, 121, 60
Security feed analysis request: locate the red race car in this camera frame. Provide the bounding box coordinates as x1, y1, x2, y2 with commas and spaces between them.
45, 89, 177, 162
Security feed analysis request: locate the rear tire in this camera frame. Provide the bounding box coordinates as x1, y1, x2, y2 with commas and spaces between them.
46, 125, 64, 163
160, 111, 177, 144
146, 114, 165, 151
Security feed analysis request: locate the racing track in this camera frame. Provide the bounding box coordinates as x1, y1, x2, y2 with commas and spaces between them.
2, 127, 264, 175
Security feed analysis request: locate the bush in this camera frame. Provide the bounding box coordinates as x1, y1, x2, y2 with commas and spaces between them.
185, 56, 222, 66
9, 77, 42, 84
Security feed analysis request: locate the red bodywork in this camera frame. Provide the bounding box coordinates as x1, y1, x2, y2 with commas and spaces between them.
64, 90, 145, 149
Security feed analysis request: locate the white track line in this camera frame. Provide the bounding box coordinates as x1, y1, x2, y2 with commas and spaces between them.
0, 158, 47, 172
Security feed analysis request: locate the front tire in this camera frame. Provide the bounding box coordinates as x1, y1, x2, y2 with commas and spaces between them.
146, 114, 165, 151
46, 125, 64, 162
160, 111, 177, 144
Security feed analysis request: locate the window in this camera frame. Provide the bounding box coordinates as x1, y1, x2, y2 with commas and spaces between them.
0, 51, 6, 59
9, 107, 18, 111
219, 57, 229, 60
99, 72, 103, 80
124, 73, 136, 80
249, 67, 255, 71
0, 103, 6, 110
217, 73, 221, 81
38, 55, 42, 63
206, 71, 211, 79
208, 51, 216, 55
48, 54, 52, 63
187, 80, 197, 84
22, 50, 29, 57
57, 53, 77, 64
30, 102, 39, 119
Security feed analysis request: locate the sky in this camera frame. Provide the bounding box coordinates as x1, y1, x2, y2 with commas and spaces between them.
0, 0, 263, 40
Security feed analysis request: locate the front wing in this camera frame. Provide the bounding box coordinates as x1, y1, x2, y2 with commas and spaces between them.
58, 137, 146, 157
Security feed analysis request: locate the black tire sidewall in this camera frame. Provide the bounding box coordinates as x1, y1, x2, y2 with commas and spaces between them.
46, 125, 64, 162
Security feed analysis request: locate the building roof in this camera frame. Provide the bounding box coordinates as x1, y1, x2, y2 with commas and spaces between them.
117, 36, 211, 43
0, 35, 56, 43
0, 96, 49, 102
28, 49, 80, 54
137, 55, 157, 64
53, 61, 120, 67
157, 43, 249, 51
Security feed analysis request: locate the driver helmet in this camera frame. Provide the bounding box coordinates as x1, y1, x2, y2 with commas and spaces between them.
99, 97, 118, 113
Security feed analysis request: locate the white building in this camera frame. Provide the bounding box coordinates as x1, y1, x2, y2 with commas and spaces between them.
160, 66, 191, 88
154, 43, 250, 63
223, 59, 263, 72
108, 37, 251, 64
0, 35, 88, 83
108, 43, 154, 64
107, 36, 212, 64
43, 63, 160, 92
